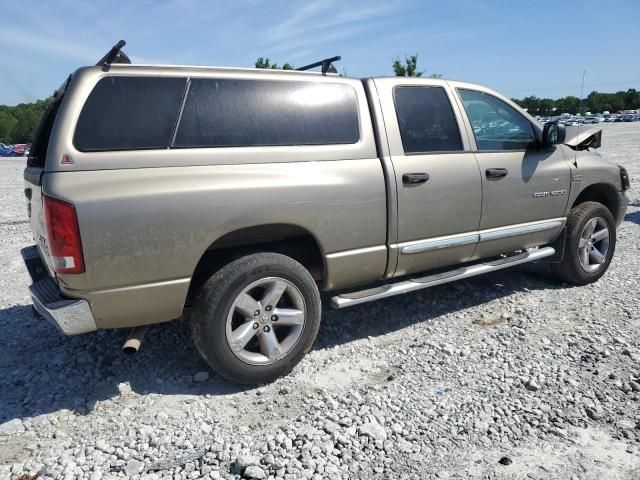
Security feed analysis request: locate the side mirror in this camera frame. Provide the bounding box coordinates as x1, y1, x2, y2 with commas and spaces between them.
542, 121, 566, 147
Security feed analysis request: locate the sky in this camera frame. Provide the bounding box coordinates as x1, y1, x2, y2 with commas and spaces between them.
1, 0, 639, 106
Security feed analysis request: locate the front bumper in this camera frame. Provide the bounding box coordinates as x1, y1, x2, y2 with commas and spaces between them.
21, 245, 97, 335
615, 191, 629, 227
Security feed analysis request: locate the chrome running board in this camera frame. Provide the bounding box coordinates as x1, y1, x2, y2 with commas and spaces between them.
330, 246, 555, 309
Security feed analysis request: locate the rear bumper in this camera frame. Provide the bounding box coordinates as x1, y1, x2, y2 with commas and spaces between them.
21, 246, 97, 335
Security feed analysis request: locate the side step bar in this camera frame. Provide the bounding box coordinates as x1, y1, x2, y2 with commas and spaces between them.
331, 246, 555, 309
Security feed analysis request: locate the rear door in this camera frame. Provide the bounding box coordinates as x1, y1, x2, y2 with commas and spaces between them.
452, 84, 570, 258
373, 78, 482, 277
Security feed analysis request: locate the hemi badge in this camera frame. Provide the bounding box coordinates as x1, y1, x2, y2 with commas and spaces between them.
61, 154, 74, 165
573, 174, 583, 182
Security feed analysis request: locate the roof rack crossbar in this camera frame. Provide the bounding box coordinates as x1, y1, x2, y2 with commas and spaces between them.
295, 56, 341, 75
96, 40, 131, 66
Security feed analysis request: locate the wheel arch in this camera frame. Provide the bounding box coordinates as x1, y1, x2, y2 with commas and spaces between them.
186, 223, 326, 306
571, 183, 620, 217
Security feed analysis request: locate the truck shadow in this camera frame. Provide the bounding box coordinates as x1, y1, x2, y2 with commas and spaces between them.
624, 210, 640, 225
0, 264, 563, 423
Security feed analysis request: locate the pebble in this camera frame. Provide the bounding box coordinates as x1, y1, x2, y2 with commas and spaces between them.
0, 419, 25, 435
359, 422, 387, 441
193, 371, 210, 383
244, 465, 266, 479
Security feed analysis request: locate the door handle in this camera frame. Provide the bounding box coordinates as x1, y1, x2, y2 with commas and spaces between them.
486, 168, 508, 180
403, 172, 430, 185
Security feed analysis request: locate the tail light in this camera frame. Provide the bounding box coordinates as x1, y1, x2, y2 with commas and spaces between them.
43, 196, 85, 273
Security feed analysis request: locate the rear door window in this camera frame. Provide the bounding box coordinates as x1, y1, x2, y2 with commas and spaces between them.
74, 77, 186, 151
393, 86, 463, 154
173, 78, 360, 148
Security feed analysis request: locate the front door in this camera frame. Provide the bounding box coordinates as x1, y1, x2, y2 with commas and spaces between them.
453, 86, 571, 258
374, 78, 483, 277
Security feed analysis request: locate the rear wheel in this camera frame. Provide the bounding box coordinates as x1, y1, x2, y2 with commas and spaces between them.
552, 201, 616, 285
190, 253, 321, 384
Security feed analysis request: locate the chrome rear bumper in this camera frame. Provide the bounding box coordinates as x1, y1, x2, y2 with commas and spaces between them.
21, 246, 97, 335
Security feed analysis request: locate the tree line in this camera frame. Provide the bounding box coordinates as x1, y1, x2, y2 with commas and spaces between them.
0, 55, 637, 144
512, 89, 640, 116
0, 99, 50, 144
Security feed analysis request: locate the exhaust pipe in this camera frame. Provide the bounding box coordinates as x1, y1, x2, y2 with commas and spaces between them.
122, 326, 149, 354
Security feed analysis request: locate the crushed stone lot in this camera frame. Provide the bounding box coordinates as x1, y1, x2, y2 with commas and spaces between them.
1, 122, 639, 480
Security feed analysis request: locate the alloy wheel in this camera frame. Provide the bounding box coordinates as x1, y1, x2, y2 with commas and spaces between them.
225, 277, 306, 365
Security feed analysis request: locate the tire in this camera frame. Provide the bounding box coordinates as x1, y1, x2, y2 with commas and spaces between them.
552, 201, 616, 285
189, 252, 321, 384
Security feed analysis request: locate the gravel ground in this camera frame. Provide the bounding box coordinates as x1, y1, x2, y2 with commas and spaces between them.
1, 122, 639, 480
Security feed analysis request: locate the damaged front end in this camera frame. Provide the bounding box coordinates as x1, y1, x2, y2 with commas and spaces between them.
563, 125, 602, 150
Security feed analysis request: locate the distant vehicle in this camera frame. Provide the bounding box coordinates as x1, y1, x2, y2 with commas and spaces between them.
583, 117, 599, 124
614, 115, 625, 122
604, 115, 617, 122
0, 143, 31, 157
13, 144, 30, 156
622, 113, 637, 122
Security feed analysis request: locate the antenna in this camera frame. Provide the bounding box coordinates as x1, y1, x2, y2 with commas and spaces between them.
574, 69, 586, 167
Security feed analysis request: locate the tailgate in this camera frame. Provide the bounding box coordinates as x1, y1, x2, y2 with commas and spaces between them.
24, 168, 54, 274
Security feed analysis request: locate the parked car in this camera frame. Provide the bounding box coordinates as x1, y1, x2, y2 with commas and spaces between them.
583, 116, 600, 124
622, 113, 638, 122
22, 43, 630, 384
614, 115, 625, 122
604, 114, 617, 122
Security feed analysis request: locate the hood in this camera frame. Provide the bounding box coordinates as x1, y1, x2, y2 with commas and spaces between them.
563, 125, 602, 150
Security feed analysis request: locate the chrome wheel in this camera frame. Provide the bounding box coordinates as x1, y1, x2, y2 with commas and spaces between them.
578, 217, 610, 273
225, 277, 306, 365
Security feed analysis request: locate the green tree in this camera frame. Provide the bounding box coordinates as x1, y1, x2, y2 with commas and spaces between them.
0, 99, 49, 144
392, 55, 441, 78
255, 57, 293, 70
393, 55, 422, 77
0, 110, 18, 143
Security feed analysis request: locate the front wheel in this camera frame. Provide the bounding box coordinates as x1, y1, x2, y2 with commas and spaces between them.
552, 201, 616, 285
189, 253, 321, 384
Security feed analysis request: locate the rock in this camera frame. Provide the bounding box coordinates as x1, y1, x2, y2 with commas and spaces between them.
117, 382, 132, 395
498, 456, 513, 465
124, 459, 144, 475
525, 379, 540, 392
358, 422, 387, 441
193, 371, 210, 383
323, 421, 340, 434
630, 381, 640, 392
244, 465, 266, 479
234, 454, 259, 473
0, 419, 25, 435
297, 425, 319, 439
